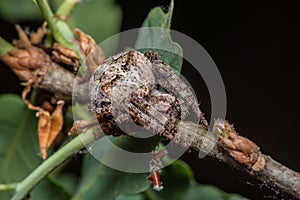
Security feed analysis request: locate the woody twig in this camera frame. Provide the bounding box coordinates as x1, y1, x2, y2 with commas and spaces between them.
0, 25, 299, 200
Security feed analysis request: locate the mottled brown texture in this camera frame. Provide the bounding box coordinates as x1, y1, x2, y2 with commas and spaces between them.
1, 28, 299, 197
34, 48, 300, 198
74, 29, 105, 72
257, 155, 300, 198
214, 120, 265, 171
52, 42, 80, 67
171, 120, 300, 198
151, 59, 208, 129
37, 62, 84, 101
88, 50, 206, 139
2, 25, 51, 85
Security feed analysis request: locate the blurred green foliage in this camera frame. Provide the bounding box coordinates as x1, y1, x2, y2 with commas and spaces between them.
0, 94, 70, 200
135, 0, 183, 73
0, 0, 122, 46
0, 1, 247, 199
0, 0, 41, 22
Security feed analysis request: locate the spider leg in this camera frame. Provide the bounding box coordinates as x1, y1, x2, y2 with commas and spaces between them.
127, 103, 174, 140
150, 90, 187, 121
147, 56, 208, 129
128, 94, 180, 140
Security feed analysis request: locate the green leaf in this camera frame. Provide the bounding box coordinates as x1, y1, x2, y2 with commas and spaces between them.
50, 173, 78, 195
0, 94, 70, 199
0, 0, 41, 22
72, 2, 184, 199
145, 160, 248, 200
69, 0, 122, 52
72, 152, 150, 200
135, 0, 183, 73
0, 37, 15, 57
30, 178, 71, 200
0, 94, 39, 199
116, 193, 145, 200
72, 135, 162, 199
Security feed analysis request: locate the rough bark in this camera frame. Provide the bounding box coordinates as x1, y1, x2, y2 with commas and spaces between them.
14, 61, 300, 199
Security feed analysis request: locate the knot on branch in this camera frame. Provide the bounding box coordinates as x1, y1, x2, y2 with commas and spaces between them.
213, 119, 265, 171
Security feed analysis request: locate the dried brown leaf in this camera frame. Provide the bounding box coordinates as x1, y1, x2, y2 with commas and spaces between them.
47, 100, 65, 148
37, 110, 51, 160
30, 22, 48, 45
74, 28, 105, 72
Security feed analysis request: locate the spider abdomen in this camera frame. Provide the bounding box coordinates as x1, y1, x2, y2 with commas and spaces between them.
89, 50, 155, 122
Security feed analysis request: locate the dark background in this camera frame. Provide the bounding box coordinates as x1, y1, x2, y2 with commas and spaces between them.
1, 0, 299, 199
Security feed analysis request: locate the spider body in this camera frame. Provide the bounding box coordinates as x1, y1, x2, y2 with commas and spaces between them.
89, 50, 155, 113
89, 49, 207, 138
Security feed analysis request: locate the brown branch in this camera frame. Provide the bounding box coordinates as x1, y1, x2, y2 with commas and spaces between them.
13, 60, 300, 198
36, 62, 89, 102
176, 120, 300, 199
1, 29, 299, 198
1, 50, 300, 198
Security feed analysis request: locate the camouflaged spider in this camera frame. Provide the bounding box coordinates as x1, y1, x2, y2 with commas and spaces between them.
87, 49, 208, 139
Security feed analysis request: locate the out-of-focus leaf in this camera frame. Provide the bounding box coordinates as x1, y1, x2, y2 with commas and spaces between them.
0, 0, 41, 22
145, 160, 248, 200
30, 178, 71, 200
135, 0, 183, 73
72, 134, 162, 199
70, 0, 122, 51
51, 173, 78, 195
0, 94, 70, 199
0, 94, 39, 199
116, 193, 145, 200
72, 2, 183, 199
72, 152, 150, 200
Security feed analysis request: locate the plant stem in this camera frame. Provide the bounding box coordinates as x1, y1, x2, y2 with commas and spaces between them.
36, 0, 86, 73
0, 183, 18, 191
56, 0, 80, 17
11, 129, 96, 200
36, 0, 54, 30
36, 0, 73, 46
0, 37, 14, 57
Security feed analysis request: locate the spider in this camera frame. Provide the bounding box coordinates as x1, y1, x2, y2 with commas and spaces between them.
87, 49, 208, 140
